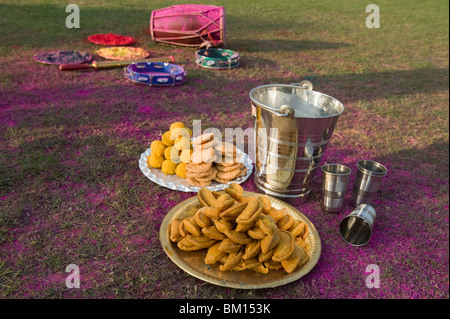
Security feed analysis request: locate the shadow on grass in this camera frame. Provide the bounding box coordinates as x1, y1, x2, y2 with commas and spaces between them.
268, 67, 449, 102
228, 39, 351, 52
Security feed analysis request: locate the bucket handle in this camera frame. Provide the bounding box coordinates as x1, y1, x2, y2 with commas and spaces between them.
267, 80, 314, 118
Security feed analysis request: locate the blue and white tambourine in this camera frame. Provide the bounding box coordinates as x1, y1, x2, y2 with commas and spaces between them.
124, 61, 186, 86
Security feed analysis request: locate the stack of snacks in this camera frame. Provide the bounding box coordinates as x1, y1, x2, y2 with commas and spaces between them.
185, 133, 219, 187
213, 142, 247, 184
147, 122, 192, 179
169, 183, 310, 274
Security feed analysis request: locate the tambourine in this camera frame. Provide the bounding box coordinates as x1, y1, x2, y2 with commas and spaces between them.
124, 62, 186, 86
195, 48, 240, 69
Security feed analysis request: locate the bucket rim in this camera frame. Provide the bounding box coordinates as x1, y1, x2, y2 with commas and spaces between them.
249, 83, 345, 119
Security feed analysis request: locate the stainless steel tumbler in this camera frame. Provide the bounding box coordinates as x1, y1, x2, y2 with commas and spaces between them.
339, 204, 376, 246
351, 160, 387, 205
321, 163, 351, 212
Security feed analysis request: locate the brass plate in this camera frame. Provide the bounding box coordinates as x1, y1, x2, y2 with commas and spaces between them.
159, 192, 321, 289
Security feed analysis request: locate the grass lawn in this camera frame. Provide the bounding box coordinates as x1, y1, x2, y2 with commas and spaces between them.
0, 0, 448, 299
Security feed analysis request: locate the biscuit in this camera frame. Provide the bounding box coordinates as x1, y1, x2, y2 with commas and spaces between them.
191, 148, 215, 164
216, 169, 242, 180
193, 138, 218, 151
185, 162, 212, 173
213, 176, 233, 184
215, 163, 244, 172
214, 142, 236, 155
186, 177, 212, 187
192, 133, 215, 145
186, 168, 213, 178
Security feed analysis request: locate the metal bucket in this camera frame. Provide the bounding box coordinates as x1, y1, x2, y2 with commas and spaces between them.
250, 81, 344, 204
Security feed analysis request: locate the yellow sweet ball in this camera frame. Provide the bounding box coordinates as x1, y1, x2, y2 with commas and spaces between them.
170, 147, 181, 163
147, 154, 164, 168
180, 148, 193, 164
161, 159, 177, 175
150, 140, 166, 157
175, 163, 188, 179
164, 146, 173, 159
169, 122, 185, 131
161, 131, 174, 147
170, 127, 191, 141
174, 136, 191, 151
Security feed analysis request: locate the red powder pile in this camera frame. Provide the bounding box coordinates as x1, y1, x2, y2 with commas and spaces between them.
87, 33, 135, 45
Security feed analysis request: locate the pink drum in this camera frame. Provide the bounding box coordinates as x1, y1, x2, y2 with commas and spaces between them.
150, 4, 226, 48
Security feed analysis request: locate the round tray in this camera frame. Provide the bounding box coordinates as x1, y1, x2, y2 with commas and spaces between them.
139, 147, 253, 192
33, 50, 92, 65
96, 46, 149, 61
195, 48, 240, 69
159, 192, 321, 289
87, 33, 135, 46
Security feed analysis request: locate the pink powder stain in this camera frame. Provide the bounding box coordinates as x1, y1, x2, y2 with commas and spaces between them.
137, 106, 155, 114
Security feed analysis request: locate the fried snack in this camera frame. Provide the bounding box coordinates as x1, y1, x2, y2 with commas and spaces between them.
241, 258, 261, 270
194, 210, 212, 228
259, 195, 272, 214
258, 249, 274, 262
205, 242, 227, 265
197, 188, 217, 207
218, 238, 242, 253
175, 163, 187, 179
177, 235, 216, 251
214, 218, 233, 233
260, 231, 280, 254
288, 220, 305, 237
225, 183, 243, 200
169, 185, 311, 275
161, 159, 177, 175
266, 207, 286, 222
219, 250, 244, 271
242, 240, 261, 260
281, 245, 309, 274
264, 260, 283, 270
236, 198, 262, 225
257, 214, 278, 235
252, 264, 269, 274
150, 140, 166, 157
148, 153, 164, 168
219, 202, 247, 221
216, 194, 235, 211
272, 230, 295, 262
224, 229, 252, 245
277, 213, 294, 230
247, 225, 267, 240
202, 226, 227, 240
161, 131, 174, 147
169, 218, 182, 242
183, 217, 202, 237
198, 206, 221, 219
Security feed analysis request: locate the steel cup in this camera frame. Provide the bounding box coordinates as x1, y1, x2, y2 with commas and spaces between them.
351, 160, 387, 205
321, 164, 351, 212
339, 204, 376, 246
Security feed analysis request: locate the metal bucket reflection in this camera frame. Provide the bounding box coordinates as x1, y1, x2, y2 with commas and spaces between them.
250, 81, 344, 204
